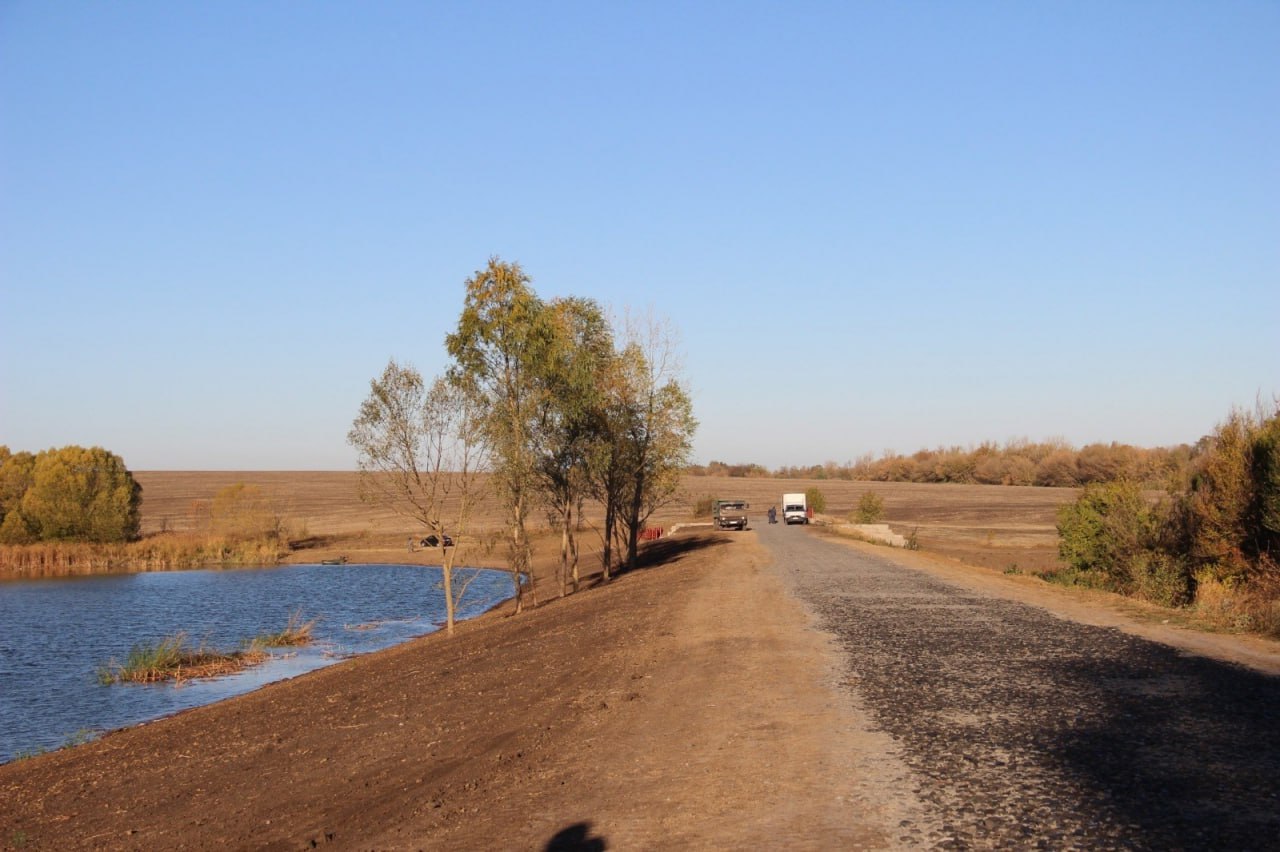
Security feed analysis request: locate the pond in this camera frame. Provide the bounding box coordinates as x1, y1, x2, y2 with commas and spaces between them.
0, 563, 513, 764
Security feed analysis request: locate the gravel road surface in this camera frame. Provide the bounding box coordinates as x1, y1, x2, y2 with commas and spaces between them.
756, 521, 1280, 851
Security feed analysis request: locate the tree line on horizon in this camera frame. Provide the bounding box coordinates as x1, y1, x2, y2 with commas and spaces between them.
691, 438, 1197, 489
348, 257, 697, 631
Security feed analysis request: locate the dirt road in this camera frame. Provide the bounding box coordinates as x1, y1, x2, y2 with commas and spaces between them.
759, 520, 1280, 848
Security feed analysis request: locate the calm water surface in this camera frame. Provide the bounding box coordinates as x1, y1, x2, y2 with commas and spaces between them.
0, 563, 512, 763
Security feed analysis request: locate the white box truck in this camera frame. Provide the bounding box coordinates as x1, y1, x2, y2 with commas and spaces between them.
782, 492, 808, 525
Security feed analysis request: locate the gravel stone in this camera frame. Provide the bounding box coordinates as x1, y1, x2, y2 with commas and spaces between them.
760, 523, 1280, 851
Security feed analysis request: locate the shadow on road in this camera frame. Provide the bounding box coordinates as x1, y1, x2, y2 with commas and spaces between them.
1048, 648, 1280, 847
545, 820, 608, 851
630, 533, 726, 571
771, 528, 1280, 847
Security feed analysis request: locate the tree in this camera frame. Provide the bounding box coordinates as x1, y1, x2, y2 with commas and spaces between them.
531, 296, 614, 595
1185, 409, 1256, 582
446, 257, 553, 613
1247, 409, 1280, 570
805, 487, 827, 515
17, 446, 141, 542
598, 312, 697, 573
853, 491, 883, 524
0, 449, 37, 542
348, 360, 490, 634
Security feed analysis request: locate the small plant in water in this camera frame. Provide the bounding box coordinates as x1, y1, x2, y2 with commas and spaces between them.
61, 728, 97, 748
99, 632, 268, 685
11, 746, 47, 762
252, 611, 317, 648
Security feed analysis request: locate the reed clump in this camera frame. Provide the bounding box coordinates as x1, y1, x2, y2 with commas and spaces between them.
0, 532, 289, 580
98, 612, 315, 685
98, 633, 269, 684
253, 611, 317, 647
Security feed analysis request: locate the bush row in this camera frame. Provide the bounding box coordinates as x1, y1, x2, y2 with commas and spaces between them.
1054, 404, 1280, 634
696, 439, 1195, 488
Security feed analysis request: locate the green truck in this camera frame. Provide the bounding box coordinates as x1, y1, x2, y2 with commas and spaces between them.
713, 499, 749, 531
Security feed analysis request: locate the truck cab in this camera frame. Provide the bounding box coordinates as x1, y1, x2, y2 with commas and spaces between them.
782, 493, 808, 525
714, 499, 749, 531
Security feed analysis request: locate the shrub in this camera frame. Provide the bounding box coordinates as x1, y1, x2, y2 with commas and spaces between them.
1248, 414, 1280, 564
1036, 451, 1081, 487
1056, 480, 1159, 593
805, 487, 826, 515
208, 483, 287, 542
692, 494, 716, 518
1183, 404, 1280, 585
852, 492, 885, 524
1130, 549, 1194, 607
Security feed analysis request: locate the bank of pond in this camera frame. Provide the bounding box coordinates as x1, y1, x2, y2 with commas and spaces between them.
0, 562, 512, 764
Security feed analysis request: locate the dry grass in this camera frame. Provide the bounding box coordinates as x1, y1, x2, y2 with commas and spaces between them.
3, 472, 1076, 579
254, 611, 317, 647
0, 533, 287, 579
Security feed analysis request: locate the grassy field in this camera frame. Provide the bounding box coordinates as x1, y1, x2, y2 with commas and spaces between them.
133, 472, 1076, 575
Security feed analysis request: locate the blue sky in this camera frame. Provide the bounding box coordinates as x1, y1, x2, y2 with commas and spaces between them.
2, 2, 1276, 470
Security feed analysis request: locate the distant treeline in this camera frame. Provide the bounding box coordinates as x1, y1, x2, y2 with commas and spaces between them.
690, 439, 1195, 488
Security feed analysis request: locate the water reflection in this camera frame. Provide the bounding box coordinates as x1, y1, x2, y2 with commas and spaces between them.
0, 563, 512, 763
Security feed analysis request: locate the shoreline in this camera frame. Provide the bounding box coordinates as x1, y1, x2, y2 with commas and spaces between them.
3, 531, 784, 849
0, 560, 520, 765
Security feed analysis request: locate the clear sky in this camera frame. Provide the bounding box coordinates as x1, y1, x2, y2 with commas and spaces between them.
2, 2, 1277, 471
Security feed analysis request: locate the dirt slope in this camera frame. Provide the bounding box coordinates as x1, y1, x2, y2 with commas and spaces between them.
0, 532, 907, 850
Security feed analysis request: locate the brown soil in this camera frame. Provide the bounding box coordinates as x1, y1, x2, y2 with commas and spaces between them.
131, 471, 1073, 573
0, 531, 911, 850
